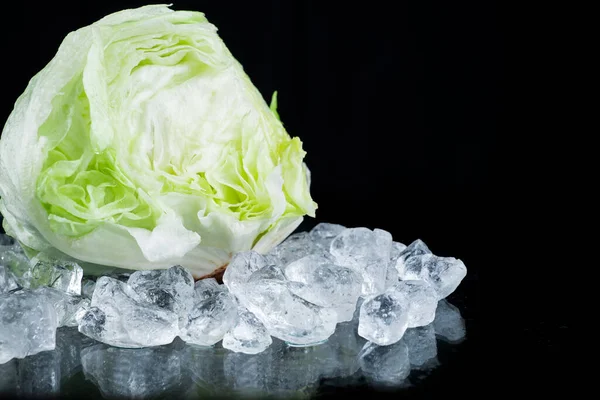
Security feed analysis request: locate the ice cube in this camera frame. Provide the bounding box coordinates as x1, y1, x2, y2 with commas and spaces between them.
81, 278, 96, 299
248, 264, 286, 283
25, 255, 83, 295
268, 232, 322, 267
390, 241, 408, 261
223, 251, 271, 295
81, 342, 183, 399
358, 340, 411, 386
308, 222, 346, 251
128, 265, 194, 325
0, 250, 30, 281
34, 287, 91, 327
403, 254, 467, 300
194, 277, 223, 301
0, 290, 58, 364
329, 227, 392, 296
394, 239, 432, 277
0, 265, 19, 293
236, 280, 337, 346
78, 277, 179, 348
357, 291, 409, 346
222, 307, 272, 354
393, 280, 438, 327
433, 300, 466, 343
404, 325, 439, 369
384, 260, 399, 290
179, 290, 238, 346
284, 254, 362, 322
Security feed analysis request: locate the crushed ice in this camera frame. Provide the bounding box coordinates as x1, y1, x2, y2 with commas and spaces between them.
0, 223, 467, 364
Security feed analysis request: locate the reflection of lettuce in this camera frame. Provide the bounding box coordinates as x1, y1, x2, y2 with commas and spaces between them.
0, 5, 316, 277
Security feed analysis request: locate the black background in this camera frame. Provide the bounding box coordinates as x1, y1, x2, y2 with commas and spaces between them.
1, 1, 565, 398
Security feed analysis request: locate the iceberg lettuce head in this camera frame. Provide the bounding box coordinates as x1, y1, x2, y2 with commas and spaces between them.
0, 5, 316, 278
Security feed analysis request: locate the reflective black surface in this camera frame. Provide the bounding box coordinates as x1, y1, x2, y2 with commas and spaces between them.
0, 292, 474, 399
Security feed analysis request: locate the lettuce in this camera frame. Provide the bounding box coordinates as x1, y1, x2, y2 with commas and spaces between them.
0, 5, 316, 278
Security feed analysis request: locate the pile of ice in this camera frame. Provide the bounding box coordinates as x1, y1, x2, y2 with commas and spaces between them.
0, 223, 467, 364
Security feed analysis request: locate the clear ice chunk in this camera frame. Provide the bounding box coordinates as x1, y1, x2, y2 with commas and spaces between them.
402, 254, 467, 299
0, 250, 30, 281
394, 280, 438, 327
357, 291, 409, 345
236, 279, 337, 346
81, 342, 183, 399
194, 277, 223, 301
25, 255, 84, 295
222, 307, 272, 354
284, 254, 362, 322
248, 264, 286, 283
77, 276, 179, 348
128, 265, 194, 326
308, 222, 346, 251
404, 325, 439, 369
34, 287, 91, 327
179, 290, 238, 346
395, 239, 432, 277
223, 251, 271, 294
433, 300, 467, 343
0, 265, 19, 293
389, 241, 407, 277
268, 232, 323, 267
81, 278, 96, 299
384, 260, 399, 290
329, 227, 392, 296
358, 340, 411, 386
0, 290, 58, 364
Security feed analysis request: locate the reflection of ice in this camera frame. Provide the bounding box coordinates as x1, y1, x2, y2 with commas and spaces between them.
404, 325, 439, 369
0, 359, 17, 395
181, 316, 368, 398
358, 340, 411, 386
181, 344, 227, 396
1, 299, 466, 397
15, 350, 61, 395
0, 327, 94, 397
224, 347, 274, 393
433, 299, 467, 343
81, 340, 189, 399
